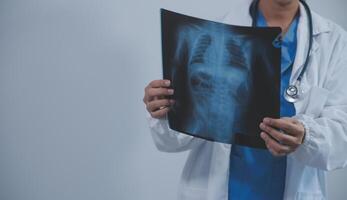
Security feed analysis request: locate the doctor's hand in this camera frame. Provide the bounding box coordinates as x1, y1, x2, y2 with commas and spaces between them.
143, 79, 175, 119
259, 117, 306, 157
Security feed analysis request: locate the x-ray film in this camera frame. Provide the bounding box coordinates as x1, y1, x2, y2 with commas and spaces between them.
161, 9, 281, 149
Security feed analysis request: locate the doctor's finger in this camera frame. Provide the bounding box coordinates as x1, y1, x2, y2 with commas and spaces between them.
263, 118, 296, 133
278, 118, 305, 137
259, 123, 298, 146
147, 88, 174, 101
261, 132, 292, 156
150, 107, 170, 119
148, 79, 171, 88
267, 146, 285, 157
144, 80, 171, 102
147, 99, 175, 112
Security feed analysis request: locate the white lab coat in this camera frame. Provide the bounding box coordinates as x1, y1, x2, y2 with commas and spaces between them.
147, 0, 347, 199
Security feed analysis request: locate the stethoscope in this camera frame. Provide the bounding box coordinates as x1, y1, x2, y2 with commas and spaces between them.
249, 0, 313, 103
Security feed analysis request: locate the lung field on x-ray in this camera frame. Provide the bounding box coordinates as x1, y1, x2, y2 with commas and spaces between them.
179, 25, 252, 142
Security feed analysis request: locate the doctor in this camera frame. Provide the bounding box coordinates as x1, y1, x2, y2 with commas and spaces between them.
143, 0, 347, 199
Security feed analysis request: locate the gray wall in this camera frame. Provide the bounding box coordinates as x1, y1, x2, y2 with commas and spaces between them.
0, 0, 346, 200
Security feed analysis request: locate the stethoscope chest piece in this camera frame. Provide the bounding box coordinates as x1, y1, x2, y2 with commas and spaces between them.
284, 82, 302, 103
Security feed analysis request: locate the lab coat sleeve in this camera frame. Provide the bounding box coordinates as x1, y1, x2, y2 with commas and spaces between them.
291, 38, 347, 171
147, 113, 205, 153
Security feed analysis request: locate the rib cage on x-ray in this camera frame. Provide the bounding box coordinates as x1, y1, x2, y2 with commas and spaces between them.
161, 9, 281, 148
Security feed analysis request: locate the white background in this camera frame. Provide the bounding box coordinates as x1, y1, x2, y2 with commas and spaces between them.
0, 0, 346, 199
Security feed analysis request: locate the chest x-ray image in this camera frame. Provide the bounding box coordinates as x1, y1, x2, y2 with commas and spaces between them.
161, 9, 281, 149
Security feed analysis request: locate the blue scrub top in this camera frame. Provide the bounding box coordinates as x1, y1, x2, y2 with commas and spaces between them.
228, 11, 298, 200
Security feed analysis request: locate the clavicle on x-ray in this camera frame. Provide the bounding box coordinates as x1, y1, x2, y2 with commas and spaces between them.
161, 9, 281, 149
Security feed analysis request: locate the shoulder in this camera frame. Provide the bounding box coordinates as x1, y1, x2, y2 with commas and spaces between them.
312, 11, 347, 48
312, 12, 347, 90
311, 10, 347, 80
